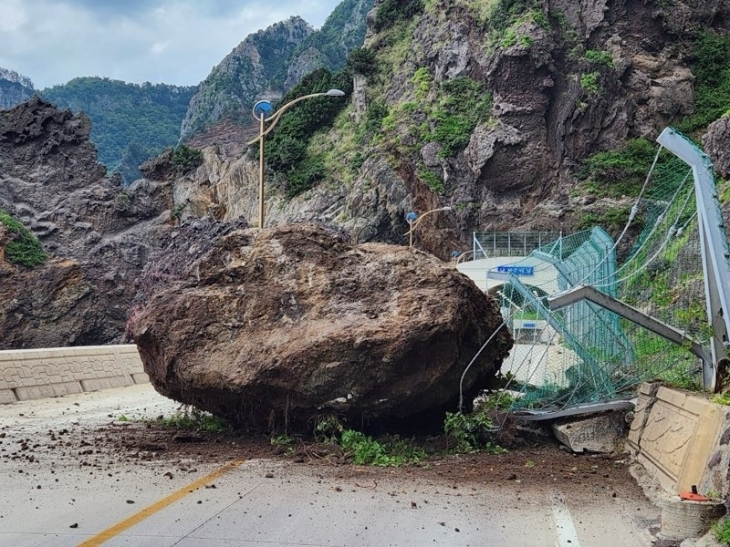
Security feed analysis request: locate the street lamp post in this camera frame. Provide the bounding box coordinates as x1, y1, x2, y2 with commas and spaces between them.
404, 206, 452, 247
453, 250, 475, 264
248, 88, 346, 229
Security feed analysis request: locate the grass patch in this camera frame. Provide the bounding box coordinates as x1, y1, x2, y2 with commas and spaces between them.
580, 72, 602, 95
149, 407, 231, 433
679, 31, 730, 133
0, 208, 47, 268
713, 518, 730, 545
584, 49, 614, 67
339, 430, 427, 466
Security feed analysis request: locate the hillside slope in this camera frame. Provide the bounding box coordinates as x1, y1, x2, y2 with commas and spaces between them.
156, 0, 730, 259
181, 0, 374, 154
41, 78, 196, 184
0, 68, 34, 110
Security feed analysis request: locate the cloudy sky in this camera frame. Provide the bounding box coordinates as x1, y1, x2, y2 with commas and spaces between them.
0, 0, 343, 90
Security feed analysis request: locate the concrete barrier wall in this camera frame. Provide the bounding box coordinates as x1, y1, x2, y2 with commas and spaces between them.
0, 345, 148, 404
628, 383, 730, 496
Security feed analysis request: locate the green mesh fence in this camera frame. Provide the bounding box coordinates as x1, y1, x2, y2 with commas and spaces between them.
491, 144, 714, 411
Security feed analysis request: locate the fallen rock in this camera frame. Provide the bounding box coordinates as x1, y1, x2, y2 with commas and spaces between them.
552, 411, 626, 453
130, 223, 512, 431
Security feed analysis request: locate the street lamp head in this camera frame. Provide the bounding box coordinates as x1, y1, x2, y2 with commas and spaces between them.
325, 89, 346, 97
441, 206, 452, 211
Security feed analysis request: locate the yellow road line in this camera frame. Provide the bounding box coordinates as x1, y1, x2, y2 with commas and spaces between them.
77, 459, 245, 547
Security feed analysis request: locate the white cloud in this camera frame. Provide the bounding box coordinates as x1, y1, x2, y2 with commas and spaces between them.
0, 0, 344, 89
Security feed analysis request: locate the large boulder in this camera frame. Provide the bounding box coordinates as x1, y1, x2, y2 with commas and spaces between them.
129, 223, 512, 431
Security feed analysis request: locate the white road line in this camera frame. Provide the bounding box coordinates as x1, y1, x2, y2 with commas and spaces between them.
551, 492, 581, 547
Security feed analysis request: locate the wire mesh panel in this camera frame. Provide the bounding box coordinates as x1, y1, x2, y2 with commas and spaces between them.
486, 139, 720, 412
473, 231, 562, 258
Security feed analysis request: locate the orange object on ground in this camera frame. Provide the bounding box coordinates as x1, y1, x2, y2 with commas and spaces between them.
679, 492, 710, 502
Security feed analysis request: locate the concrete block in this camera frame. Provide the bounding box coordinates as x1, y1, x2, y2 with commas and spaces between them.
51, 381, 83, 397
131, 373, 150, 384
677, 403, 724, 493
684, 396, 708, 417
657, 386, 687, 409
640, 400, 695, 479
552, 412, 625, 453
0, 389, 17, 404
15, 384, 57, 401
81, 376, 131, 392
639, 383, 656, 396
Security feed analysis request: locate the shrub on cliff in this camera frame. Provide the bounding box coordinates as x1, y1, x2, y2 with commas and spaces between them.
171, 145, 203, 173
0, 208, 47, 268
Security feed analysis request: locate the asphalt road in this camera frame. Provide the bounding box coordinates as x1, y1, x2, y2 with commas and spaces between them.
0, 385, 659, 547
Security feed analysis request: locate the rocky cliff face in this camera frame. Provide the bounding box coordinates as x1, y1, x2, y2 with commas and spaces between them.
180, 17, 315, 152
0, 68, 34, 110
166, 0, 730, 259
181, 0, 374, 155
0, 98, 174, 348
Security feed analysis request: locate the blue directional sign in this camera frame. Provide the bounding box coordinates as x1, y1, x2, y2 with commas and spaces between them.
497, 265, 534, 276
405, 212, 418, 222
252, 100, 274, 120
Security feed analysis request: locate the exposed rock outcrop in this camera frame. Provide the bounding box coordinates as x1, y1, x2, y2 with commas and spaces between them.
180, 17, 315, 148
0, 98, 173, 348
161, 0, 730, 258
129, 223, 512, 430
704, 115, 730, 179
0, 258, 108, 347
180, 0, 374, 153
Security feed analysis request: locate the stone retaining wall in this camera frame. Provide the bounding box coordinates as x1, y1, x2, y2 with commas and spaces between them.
628, 383, 730, 496
0, 345, 148, 404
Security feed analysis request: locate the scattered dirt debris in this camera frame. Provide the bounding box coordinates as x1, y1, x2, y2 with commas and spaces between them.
0, 419, 646, 502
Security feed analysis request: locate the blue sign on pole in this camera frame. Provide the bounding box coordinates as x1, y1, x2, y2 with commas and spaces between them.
497, 265, 534, 276
252, 100, 274, 120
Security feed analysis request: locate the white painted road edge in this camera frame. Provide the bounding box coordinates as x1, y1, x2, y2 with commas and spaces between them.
552, 491, 582, 547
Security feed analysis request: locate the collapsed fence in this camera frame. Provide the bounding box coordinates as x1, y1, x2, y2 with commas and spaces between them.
465, 129, 730, 415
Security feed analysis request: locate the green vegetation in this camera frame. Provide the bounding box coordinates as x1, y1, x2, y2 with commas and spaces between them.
680, 31, 730, 133
580, 72, 602, 95
311, 415, 427, 466
713, 517, 730, 545
149, 407, 231, 433
346, 47, 378, 76
412, 67, 432, 100
0, 208, 46, 268
373, 0, 424, 32
584, 50, 614, 68
579, 138, 664, 198
443, 409, 507, 454
289, 0, 375, 73
418, 164, 445, 194
41, 78, 196, 184
574, 206, 632, 234
266, 68, 352, 197
339, 430, 427, 466
171, 145, 203, 173
431, 76, 493, 157
711, 392, 730, 406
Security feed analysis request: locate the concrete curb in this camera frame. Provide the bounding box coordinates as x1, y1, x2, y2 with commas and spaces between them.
628, 383, 730, 497
0, 345, 148, 403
